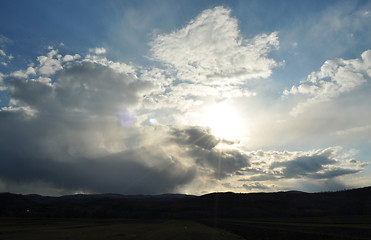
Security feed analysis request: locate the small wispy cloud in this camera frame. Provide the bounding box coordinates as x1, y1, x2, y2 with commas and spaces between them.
89, 47, 107, 55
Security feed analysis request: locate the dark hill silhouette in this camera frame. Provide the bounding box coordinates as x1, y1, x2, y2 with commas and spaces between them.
1, 186, 371, 219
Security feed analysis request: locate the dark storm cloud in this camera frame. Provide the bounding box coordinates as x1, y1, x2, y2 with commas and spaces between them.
171, 126, 250, 179
192, 148, 251, 179
0, 145, 196, 194
269, 149, 361, 179
171, 126, 220, 150
270, 150, 335, 178
0, 61, 196, 194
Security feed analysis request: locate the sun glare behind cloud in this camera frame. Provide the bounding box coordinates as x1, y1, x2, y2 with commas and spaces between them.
203, 101, 246, 141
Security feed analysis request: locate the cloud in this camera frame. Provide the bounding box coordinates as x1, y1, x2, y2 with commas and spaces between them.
167, 125, 364, 187
143, 6, 275, 125
83, 54, 136, 74
37, 49, 63, 76
240, 174, 281, 182
170, 126, 251, 179
0, 73, 7, 91
171, 126, 219, 150
89, 47, 107, 55
270, 149, 337, 178
55, 63, 151, 114
0, 48, 13, 67
284, 50, 371, 116
336, 124, 371, 136
0, 35, 11, 46
268, 148, 362, 179
243, 182, 270, 191
1, 4, 369, 195
62, 54, 81, 62
0, 51, 199, 195
9, 62, 151, 114
150, 6, 279, 84
192, 148, 251, 179
237, 148, 364, 185
10, 67, 36, 79
309, 168, 360, 179
1, 25, 268, 194
0, 141, 196, 194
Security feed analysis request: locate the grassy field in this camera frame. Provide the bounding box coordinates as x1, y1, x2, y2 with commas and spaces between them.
0, 218, 244, 240
199, 216, 371, 240
1, 217, 370, 240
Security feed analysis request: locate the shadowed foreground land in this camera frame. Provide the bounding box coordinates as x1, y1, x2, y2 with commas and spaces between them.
199, 216, 371, 240
0, 218, 244, 240
0, 217, 370, 240
1, 187, 371, 239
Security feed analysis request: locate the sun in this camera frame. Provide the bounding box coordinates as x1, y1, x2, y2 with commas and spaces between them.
203, 101, 245, 141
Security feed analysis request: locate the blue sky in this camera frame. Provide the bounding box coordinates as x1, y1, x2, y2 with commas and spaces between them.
0, 0, 370, 195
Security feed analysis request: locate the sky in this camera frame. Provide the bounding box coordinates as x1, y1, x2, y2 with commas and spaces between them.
0, 0, 370, 196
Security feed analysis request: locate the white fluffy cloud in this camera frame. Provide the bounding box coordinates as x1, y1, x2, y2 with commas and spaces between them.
284, 50, 371, 116
143, 6, 278, 125
10, 66, 36, 79
151, 6, 279, 84
62, 54, 81, 62
37, 49, 63, 75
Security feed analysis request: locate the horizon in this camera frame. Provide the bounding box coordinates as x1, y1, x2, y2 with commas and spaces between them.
3, 185, 371, 198
0, 0, 371, 196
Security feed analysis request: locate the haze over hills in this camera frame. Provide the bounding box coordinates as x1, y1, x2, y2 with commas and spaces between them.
1, 186, 370, 219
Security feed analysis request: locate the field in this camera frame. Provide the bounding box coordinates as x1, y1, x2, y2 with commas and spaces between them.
0, 218, 243, 240
199, 216, 371, 240
0, 216, 370, 240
